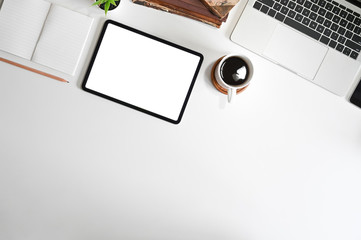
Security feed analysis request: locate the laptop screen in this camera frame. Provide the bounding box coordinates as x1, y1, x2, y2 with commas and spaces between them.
346, 0, 361, 8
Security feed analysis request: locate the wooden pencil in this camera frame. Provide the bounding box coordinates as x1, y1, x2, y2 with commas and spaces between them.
0, 57, 69, 83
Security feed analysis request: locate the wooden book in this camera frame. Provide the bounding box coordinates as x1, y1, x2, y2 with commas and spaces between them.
132, 0, 227, 28
199, 0, 239, 19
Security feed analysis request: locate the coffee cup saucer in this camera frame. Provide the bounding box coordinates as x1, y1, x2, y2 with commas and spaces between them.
211, 56, 248, 95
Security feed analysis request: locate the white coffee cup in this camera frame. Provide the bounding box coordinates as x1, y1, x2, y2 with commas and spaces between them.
215, 54, 254, 103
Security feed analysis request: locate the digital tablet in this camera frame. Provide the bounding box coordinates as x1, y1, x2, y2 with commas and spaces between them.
82, 20, 203, 124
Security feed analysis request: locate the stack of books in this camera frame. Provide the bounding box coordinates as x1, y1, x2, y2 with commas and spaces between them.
132, 0, 239, 28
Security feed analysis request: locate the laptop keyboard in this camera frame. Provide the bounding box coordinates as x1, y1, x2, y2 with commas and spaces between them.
253, 0, 361, 59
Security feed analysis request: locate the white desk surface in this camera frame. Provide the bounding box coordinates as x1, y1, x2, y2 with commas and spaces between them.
1, 0, 361, 239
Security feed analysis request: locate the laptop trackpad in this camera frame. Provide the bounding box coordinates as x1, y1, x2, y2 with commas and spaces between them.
263, 24, 328, 80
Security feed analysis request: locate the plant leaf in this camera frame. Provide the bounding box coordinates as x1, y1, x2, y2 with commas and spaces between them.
92, 0, 105, 6
104, 1, 110, 15
109, 0, 117, 6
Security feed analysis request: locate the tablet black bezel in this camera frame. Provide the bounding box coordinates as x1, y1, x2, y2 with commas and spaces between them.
82, 20, 203, 124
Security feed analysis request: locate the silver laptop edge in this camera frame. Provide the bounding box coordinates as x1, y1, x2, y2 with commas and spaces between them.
231, 0, 361, 97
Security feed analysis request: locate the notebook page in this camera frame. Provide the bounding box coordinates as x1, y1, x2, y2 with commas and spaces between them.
0, 0, 51, 59
32, 5, 93, 75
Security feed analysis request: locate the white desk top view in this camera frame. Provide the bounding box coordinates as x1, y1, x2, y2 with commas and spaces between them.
1, 0, 361, 240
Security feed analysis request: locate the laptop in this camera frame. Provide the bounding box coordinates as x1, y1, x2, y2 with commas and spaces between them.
231, 0, 361, 98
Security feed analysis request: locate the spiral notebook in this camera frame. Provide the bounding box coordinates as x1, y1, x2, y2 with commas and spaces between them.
0, 0, 93, 75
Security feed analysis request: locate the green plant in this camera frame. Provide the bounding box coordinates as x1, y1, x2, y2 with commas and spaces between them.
93, 0, 119, 15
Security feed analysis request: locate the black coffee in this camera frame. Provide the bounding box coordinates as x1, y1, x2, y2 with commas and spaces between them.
220, 57, 249, 86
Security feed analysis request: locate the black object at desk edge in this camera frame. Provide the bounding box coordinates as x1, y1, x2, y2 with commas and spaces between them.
350, 79, 361, 108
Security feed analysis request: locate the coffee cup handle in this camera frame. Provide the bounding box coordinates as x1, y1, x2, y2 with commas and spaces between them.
227, 88, 236, 103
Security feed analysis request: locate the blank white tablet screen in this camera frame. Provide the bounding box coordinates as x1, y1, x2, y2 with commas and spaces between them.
85, 23, 202, 122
